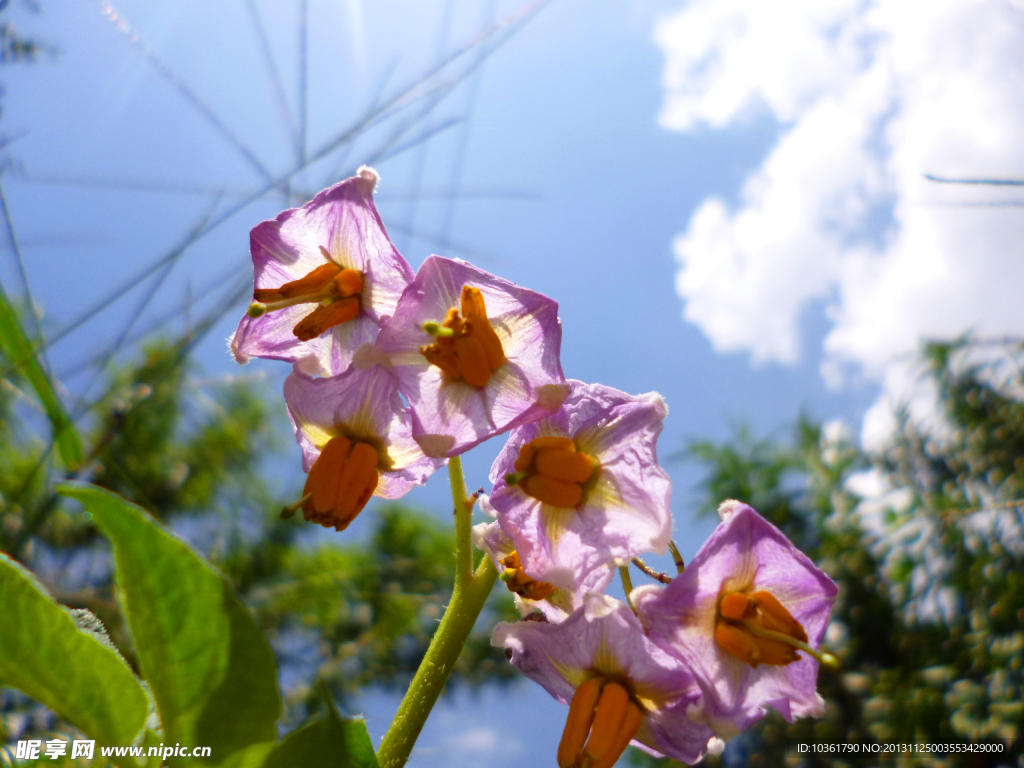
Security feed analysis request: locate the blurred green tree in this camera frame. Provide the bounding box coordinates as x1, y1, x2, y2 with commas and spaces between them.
0, 336, 515, 750
634, 337, 1023, 768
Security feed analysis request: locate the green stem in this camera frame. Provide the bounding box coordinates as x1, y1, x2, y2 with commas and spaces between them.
375, 457, 499, 768
449, 456, 472, 588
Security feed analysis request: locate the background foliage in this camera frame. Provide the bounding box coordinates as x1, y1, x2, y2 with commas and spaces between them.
633, 338, 1024, 767
0, 335, 515, 764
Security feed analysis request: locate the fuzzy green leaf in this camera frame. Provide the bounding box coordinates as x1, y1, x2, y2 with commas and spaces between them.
262, 692, 379, 768
58, 483, 281, 766
0, 553, 148, 760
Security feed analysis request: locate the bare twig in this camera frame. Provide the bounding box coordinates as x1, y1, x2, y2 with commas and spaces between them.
631, 557, 672, 584
668, 540, 685, 574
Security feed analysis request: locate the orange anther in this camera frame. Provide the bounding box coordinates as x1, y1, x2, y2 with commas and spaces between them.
420, 344, 461, 379
256, 262, 340, 303
441, 306, 464, 333
714, 621, 761, 667
751, 636, 800, 666
332, 442, 380, 525
535, 449, 594, 484
751, 590, 808, 642
558, 678, 603, 768
513, 443, 537, 473
303, 436, 352, 514
420, 285, 505, 385
500, 550, 557, 601
522, 474, 583, 508
253, 287, 285, 303
581, 683, 630, 765
301, 438, 380, 531
715, 589, 808, 668
465, 315, 505, 369
530, 436, 575, 452
292, 297, 360, 341
500, 551, 523, 571
453, 334, 492, 388
333, 268, 364, 298
589, 701, 644, 768
460, 285, 488, 319
337, 466, 380, 532
524, 580, 557, 601
719, 591, 752, 622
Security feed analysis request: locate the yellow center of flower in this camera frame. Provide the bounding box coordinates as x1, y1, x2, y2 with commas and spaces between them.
498, 550, 557, 601
248, 248, 364, 341
713, 588, 840, 672
557, 677, 644, 768
296, 435, 379, 531
506, 436, 595, 508
419, 285, 505, 387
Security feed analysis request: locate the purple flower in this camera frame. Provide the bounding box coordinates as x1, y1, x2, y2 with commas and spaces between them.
282, 353, 445, 530
494, 593, 716, 766
633, 500, 839, 739
486, 380, 673, 591
231, 167, 414, 377
374, 255, 569, 458
473, 505, 613, 623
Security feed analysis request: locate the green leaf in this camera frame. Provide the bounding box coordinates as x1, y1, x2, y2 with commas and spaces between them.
0, 281, 83, 469
262, 690, 379, 768
58, 483, 281, 766
208, 742, 275, 768
0, 553, 148, 756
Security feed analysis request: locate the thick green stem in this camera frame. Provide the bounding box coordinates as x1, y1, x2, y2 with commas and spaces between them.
375, 457, 499, 768
449, 456, 472, 587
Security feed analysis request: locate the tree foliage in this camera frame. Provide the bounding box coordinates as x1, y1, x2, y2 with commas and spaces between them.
635, 338, 1024, 768
0, 338, 513, 760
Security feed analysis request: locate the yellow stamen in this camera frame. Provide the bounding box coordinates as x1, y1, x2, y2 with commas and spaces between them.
558, 678, 603, 768
581, 684, 630, 765
499, 550, 557, 601
249, 258, 364, 341
299, 436, 380, 531
535, 449, 594, 483
419, 285, 505, 386
330, 441, 380, 529
453, 334, 491, 388
522, 474, 583, 508
304, 436, 351, 514
292, 297, 360, 341
255, 262, 340, 302
513, 436, 596, 508
333, 268, 363, 298
715, 588, 838, 670
589, 701, 643, 768
558, 679, 645, 768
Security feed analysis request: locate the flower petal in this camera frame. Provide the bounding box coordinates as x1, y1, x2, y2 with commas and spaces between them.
375, 255, 569, 457
489, 380, 673, 589
232, 168, 414, 376
635, 502, 838, 737
283, 359, 445, 498
474, 506, 613, 622
493, 594, 713, 764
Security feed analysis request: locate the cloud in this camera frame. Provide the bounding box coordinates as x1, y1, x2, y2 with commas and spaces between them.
451, 728, 499, 751
657, 0, 1024, 445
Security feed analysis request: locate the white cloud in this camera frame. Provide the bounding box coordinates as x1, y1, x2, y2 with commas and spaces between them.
657, 0, 1024, 446
451, 728, 499, 751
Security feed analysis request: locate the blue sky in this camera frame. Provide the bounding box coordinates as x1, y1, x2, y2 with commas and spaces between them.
13, 0, 1009, 764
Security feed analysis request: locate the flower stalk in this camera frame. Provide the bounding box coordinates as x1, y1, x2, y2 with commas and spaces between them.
375, 456, 498, 768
